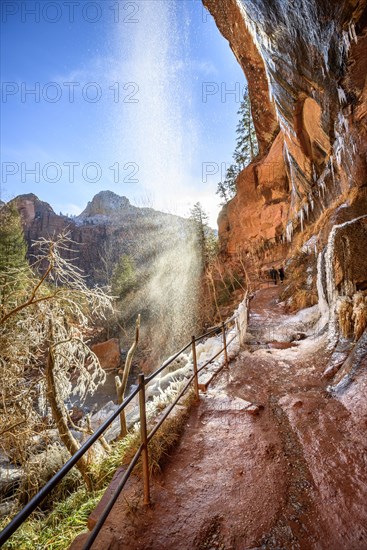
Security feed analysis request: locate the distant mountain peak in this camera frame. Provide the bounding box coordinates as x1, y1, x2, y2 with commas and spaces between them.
78, 191, 131, 220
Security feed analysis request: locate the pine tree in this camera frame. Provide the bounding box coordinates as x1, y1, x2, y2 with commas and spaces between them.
233, 87, 258, 168
216, 87, 258, 204
0, 202, 28, 272
111, 254, 137, 299
216, 182, 230, 205
216, 164, 239, 204
190, 202, 207, 251
189, 203, 217, 267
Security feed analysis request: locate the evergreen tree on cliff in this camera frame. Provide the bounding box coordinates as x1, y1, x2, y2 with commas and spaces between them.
216, 164, 239, 205
190, 203, 217, 268
216, 87, 258, 204
233, 87, 258, 168
112, 254, 137, 299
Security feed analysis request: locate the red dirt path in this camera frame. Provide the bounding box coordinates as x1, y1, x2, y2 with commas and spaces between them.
73, 287, 367, 550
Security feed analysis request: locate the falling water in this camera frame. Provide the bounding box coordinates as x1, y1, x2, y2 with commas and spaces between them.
110, 2, 202, 362
113, 1, 197, 204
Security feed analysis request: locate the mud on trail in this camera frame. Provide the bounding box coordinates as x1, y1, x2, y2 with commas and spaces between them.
75, 287, 367, 550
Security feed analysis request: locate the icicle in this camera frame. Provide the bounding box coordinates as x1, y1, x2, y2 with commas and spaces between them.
351, 139, 357, 156
317, 251, 329, 326
319, 179, 326, 197
299, 208, 304, 232
338, 111, 349, 133
286, 221, 293, 243
284, 143, 298, 197
349, 22, 357, 43
334, 135, 344, 167
304, 201, 309, 220
335, 147, 342, 167
337, 87, 347, 105
312, 164, 317, 182
309, 193, 314, 212
342, 30, 351, 54
278, 112, 296, 139
330, 155, 335, 186
267, 57, 276, 72
268, 78, 274, 103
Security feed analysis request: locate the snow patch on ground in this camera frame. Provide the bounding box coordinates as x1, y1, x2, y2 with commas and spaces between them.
92, 296, 249, 438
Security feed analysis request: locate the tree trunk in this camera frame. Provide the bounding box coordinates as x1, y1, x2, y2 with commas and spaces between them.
46, 351, 92, 490
207, 270, 222, 322
115, 315, 140, 438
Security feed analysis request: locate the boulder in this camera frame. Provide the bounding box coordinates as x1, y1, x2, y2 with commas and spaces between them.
91, 338, 121, 371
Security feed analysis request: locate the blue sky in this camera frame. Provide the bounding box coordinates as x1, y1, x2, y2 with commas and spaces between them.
1, 0, 246, 226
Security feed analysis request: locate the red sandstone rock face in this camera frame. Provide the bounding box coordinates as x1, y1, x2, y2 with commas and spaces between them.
205, 0, 367, 265
219, 133, 289, 254
91, 338, 121, 371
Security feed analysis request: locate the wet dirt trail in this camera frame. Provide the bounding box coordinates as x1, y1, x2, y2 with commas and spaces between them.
76, 287, 367, 550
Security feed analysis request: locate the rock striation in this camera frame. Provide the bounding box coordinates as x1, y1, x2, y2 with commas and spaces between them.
204, 0, 367, 269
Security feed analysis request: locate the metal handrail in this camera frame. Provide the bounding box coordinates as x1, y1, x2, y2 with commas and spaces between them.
0, 315, 239, 548
0, 385, 140, 546
145, 317, 233, 383
145, 340, 192, 383
84, 444, 142, 550
194, 316, 233, 342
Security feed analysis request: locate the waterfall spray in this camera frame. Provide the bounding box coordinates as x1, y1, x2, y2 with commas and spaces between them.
111, 2, 202, 362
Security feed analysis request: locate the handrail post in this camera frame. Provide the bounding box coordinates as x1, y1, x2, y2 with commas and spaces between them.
138, 374, 150, 506
191, 336, 199, 401
222, 323, 229, 369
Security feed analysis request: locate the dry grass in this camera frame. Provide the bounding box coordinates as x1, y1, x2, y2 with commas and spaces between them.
337, 297, 354, 338
352, 291, 367, 340
1, 389, 196, 549
338, 291, 367, 340
291, 288, 318, 312
146, 391, 194, 476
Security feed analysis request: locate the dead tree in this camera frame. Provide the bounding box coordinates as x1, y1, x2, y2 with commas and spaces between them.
115, 314, 140, 438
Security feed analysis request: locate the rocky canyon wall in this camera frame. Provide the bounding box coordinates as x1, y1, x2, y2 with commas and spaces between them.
12, 191, 191, 287
203, 0, 367, 277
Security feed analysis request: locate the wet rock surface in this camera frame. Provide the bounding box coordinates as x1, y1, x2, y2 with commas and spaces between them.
205, 0, 367, 285
91, 339, 121, 371
72, 287, 367, 549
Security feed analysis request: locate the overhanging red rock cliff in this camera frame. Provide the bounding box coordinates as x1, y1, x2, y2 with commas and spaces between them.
203, 0, 367, 264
